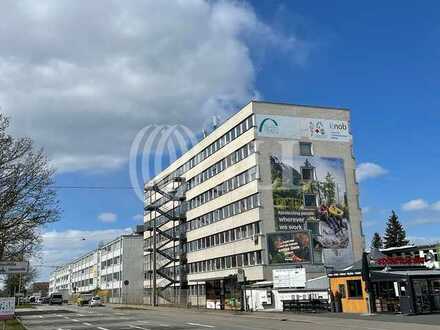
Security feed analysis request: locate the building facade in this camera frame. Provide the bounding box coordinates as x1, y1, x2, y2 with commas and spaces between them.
144, 101, 364, 308
49, 234, 143, 304
99, 235, 144, 303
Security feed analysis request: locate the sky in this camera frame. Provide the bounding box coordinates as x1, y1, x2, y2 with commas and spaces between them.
1, 0, 439, 280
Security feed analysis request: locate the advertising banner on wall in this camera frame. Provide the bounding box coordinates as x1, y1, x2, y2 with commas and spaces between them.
273, 268, 306, 288
256, 114, 351, 142
270, 154, 354, 268
267, 231, 311, 264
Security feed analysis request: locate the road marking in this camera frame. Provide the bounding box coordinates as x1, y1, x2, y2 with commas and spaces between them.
72, 319, 80, 322
77, 314, 85, 316
97, 327, 110, 330
159, 324, 170, 327
138, 321, 151, 324
64, 316, 70, 319
187, 323, 215, 328
83, 322, 92, 326
38, 315, 43, 318
128, 325, 150, 330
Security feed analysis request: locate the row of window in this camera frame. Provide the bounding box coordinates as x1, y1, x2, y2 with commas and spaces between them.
187, 193, 260, 231
188, 250, 263, 274
187, 221, 261, 252
101, 272, 121, 283
171, 115, 255, 180
144, 140, 256, 229
188, 166, 258, 210
71, 265, 95, 278
72, 278, 94, 289
186, 140, 256, 191
101, 256, 120, 269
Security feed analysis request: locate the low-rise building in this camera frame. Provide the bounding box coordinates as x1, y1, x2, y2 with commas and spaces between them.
48, 233, 143, 304
99, 235, 144, 304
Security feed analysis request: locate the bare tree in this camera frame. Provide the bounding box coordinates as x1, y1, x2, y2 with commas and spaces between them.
0, 114, 60, 261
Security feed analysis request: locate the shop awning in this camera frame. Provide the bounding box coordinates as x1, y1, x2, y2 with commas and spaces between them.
371, 269, 440, 281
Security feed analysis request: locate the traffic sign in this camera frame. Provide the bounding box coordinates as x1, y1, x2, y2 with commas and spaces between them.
0, 298, 15, 321
0, 261, 29, 274
237, 268, 245, 283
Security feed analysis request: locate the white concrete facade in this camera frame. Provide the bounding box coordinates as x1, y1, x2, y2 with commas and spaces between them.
48, 234, 144, 303
144, 101, 364, 299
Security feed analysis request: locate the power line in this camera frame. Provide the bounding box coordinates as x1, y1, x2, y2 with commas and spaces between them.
51, 185, 136, 190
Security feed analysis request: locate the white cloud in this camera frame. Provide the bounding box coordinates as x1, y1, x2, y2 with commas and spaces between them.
402, 198, 429, 211
98, 212, 118, 223
132, 214, 144, 222
432, 201, 440, 211
407, 218, 440, 226
0, 0, 310, 173
356, 163, 388, 182
36, 227, 132, 280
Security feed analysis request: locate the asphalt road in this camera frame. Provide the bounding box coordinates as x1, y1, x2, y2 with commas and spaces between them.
17, 305, 440, 330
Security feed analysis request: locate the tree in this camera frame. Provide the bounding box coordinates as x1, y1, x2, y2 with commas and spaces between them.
4, 268, 37, 296
371, 232, 383, 249
321, 172, 337, 206
0, 114, 59, 261
383, 210, 409, 248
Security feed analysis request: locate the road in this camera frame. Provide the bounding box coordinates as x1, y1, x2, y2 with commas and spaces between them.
17, 304, 440, 330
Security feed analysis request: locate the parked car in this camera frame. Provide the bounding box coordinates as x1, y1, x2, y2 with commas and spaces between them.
77, 293, 93, 306
36, 297, 43, 304
29, 296, 36, 303
49, 293, 63, 305
42, 296, 50, 304
89, 296, 102, 307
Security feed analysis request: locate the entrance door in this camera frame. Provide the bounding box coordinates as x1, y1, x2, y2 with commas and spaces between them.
413, 280, 431, 313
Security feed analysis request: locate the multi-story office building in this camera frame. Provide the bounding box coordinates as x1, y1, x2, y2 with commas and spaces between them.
48, 234, 143, 304
144, 101, 364, 308
99, 235, 144, 303
69, 250, 99, 294
49, 264, 71, 294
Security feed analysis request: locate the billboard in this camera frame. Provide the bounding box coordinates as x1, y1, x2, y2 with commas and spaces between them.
273, 268, 306, 288
270, 155, 353, 268
267, 231, 311, 264
256, 114, 351, 142
0, 298, 15, 320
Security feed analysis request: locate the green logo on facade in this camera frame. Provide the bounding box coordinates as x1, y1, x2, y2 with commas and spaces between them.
259, 117, 279, 134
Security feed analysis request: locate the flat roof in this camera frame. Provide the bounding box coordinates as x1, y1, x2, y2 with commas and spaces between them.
146, 99, 350, 185
251, 100, 350, 112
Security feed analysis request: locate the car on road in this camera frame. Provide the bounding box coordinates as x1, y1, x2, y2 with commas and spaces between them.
49, 293, 63, 305
77, 293, 93, 306
88, 296, 103, 307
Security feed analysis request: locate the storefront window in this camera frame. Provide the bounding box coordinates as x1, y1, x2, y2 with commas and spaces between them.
347, 280, 363, 298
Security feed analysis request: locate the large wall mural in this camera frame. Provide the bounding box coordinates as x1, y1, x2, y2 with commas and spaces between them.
270, 155, 354, 269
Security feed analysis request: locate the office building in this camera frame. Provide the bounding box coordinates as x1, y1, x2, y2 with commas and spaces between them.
144, 101, 364, 308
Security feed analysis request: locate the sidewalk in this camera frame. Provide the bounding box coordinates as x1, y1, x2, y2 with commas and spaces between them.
109, 303, 440, 326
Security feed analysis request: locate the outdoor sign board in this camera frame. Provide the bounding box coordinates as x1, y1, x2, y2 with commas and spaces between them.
0, 297, 15, 321
256, 114, 352, 142
0, 261, 29, 274
267, 231, 311, 264
273, 268, 306, 288
374, 256, 425, 266
270, 154, 354, 269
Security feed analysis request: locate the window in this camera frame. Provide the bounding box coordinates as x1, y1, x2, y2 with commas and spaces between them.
338, 284, 346, 298
301, 167, 314, 180
347, 280, 363, 298
304, 194, 317, 207
299, 142, 313, 156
